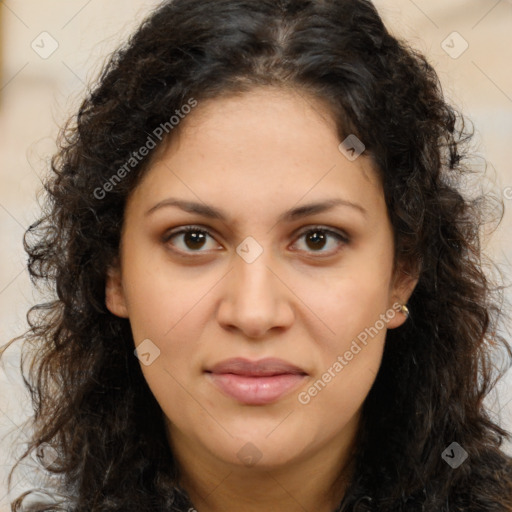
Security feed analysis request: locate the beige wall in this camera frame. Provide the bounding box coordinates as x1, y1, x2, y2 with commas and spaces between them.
1, 1, 511, 508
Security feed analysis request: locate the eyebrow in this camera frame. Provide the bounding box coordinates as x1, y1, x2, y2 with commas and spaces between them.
145, 197, 367, 221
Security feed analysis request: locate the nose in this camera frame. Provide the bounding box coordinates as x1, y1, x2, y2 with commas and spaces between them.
216, 245, 295, 339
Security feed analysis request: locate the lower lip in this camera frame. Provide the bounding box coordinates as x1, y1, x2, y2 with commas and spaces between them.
206, 373, 306, 405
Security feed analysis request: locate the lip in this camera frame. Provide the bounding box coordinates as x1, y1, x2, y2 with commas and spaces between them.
205, 357, 308, 405
207, 357, 307, 377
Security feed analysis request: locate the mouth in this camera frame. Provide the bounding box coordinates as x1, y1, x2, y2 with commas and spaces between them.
204, 357, 308, 405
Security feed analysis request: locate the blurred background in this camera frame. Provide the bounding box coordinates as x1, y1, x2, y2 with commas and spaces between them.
0, 0, 511, 508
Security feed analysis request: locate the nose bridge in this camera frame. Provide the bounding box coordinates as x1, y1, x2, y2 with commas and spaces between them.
216, 235, 293, 337
233, 236, 279, 305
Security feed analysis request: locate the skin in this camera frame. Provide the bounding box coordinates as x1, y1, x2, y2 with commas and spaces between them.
105, 87, 418, 512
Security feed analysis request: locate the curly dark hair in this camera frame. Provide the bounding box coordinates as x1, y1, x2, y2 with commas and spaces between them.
2, 0, 512, 510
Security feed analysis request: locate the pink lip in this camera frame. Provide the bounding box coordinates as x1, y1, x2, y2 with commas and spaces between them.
205, 357, 307, 405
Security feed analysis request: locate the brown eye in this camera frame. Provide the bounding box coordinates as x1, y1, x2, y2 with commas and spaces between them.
305, 230, 327, 250
293, 227, 349, 255
163, 226, 221, 253
182, 230, 207, 250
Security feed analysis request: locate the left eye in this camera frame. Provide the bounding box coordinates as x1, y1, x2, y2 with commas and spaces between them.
291, 227, 349, 254
163, 225, 348, 255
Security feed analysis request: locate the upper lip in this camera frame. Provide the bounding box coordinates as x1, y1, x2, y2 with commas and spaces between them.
206, 357, 307, 377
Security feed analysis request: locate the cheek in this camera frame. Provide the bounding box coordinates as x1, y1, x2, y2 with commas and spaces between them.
317, 254, 393, 354
319, 285, 388, 390
299, 310, 387, 429
122, 257, 213, 384
121, 248, 212, 344
129, 293, 206, 422
299, 249, 392, 412
335, 278, 391, 344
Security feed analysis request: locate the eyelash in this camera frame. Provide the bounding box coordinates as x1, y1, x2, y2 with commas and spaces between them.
162, 224, 350, 257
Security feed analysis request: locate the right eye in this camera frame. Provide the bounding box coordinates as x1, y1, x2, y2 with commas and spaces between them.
162, 225, 223, 255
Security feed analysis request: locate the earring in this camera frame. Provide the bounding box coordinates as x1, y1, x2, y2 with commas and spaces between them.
400, 304, 410, 319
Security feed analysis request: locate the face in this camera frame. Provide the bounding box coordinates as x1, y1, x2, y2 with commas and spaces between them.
106, 87, 417, 476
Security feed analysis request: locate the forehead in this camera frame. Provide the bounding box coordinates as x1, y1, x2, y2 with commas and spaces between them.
127, 87, 383, 222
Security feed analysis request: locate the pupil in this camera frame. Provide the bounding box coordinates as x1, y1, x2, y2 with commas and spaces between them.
307, 231, 326, 250
185, 231, 206, 249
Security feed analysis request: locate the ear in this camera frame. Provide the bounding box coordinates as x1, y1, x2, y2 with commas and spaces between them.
386, 261, 420, 329
105, 262, 129, 318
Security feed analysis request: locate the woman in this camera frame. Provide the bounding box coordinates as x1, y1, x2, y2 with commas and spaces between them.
2, 0, 512, 510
